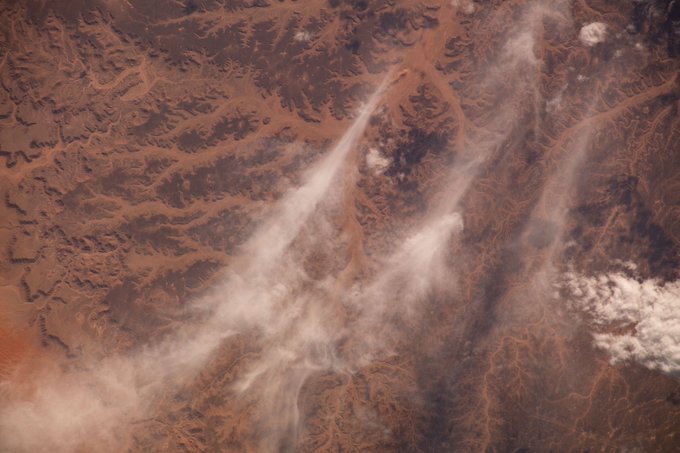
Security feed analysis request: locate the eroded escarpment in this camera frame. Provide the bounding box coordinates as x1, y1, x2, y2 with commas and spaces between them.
1, 1, 679, 452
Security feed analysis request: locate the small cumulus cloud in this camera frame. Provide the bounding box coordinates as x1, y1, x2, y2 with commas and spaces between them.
579, 22, 607, 47
560, 268, 680, 375
294, 30, 312, 42
365, 147, 390, 175
451, 0, 475, 15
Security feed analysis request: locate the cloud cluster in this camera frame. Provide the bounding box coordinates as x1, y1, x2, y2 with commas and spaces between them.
365, 147, 390, 175
579, 22, 607, 47
560, 269, 680, 375
451, 0, 475, 15
294, 30, 312, 42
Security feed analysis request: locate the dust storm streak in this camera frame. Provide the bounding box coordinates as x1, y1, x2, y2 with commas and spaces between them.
229, 210, 467, 451
0, 78, 390, 453
346, 213, 465, 360
0, 3, 566, 451
0, 3, 610, 451
236, 81, 390, 277
235, 5, 572, 443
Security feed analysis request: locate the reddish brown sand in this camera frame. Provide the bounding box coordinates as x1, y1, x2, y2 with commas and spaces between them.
1, 0, 680, 451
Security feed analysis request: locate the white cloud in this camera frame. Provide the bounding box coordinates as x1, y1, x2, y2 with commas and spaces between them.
579, 22, 607, 47
560, 269, 680, 375
451, 0, 475, 15
294, 31, 311, 42
365, 147, 390, 175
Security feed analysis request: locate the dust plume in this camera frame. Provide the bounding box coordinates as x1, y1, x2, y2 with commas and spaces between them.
0, 77, 390, 453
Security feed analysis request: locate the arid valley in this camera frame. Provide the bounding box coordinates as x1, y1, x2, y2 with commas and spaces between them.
1, 0, 680, 451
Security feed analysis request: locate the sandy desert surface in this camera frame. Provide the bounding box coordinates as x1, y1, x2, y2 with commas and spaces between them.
1, 0, 680, 451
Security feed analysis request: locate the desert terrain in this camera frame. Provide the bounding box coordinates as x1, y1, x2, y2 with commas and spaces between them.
1, 0, 680, 451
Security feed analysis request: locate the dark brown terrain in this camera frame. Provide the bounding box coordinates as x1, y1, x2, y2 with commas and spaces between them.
1, 0, 680, 452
